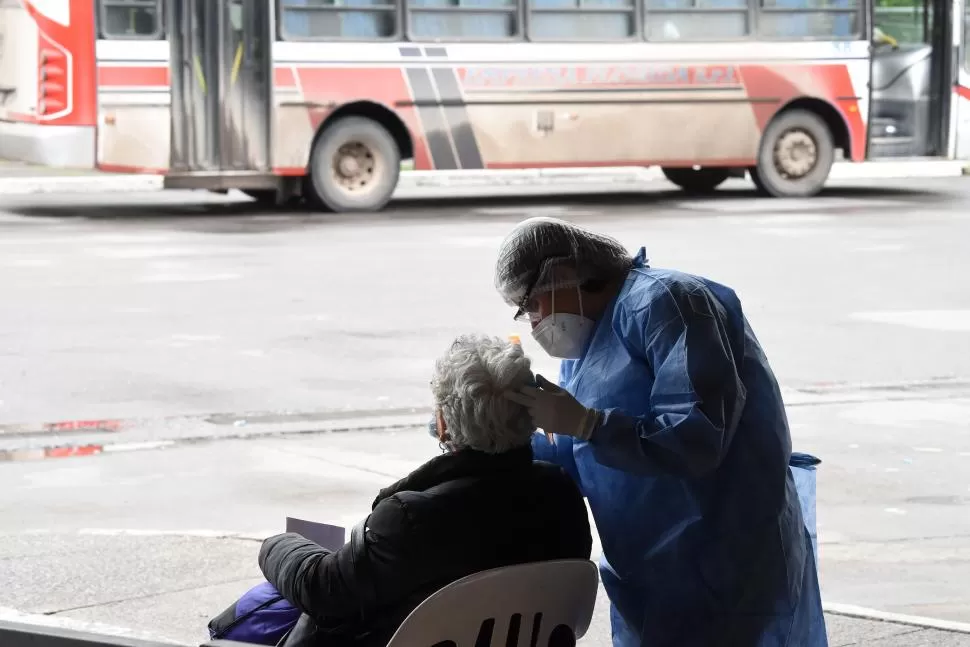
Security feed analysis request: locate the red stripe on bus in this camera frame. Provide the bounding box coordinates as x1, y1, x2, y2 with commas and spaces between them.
98, 66, 169, 88
275, 67, 297, 88
96, 66, 298, 89
97, 163, 166, 174
957, 85, 970, 101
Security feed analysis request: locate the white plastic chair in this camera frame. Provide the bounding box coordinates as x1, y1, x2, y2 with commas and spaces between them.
385, 559, 599, 647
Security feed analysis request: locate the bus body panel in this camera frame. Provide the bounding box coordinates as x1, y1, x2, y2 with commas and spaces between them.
0, 0, 98, 167
95, 39, 169, 173
94, 40, 869, 175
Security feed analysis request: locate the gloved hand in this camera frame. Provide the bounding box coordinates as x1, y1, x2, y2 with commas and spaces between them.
506, 375, 601, 441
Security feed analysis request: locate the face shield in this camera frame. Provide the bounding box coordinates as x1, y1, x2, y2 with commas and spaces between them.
494, 217, 634, 321
512, 257, 585, 324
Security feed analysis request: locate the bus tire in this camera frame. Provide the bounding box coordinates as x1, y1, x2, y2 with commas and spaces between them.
755, 109, 835, 198
661, 167, 730, 195
747, 167, 770, 196
305, 116, 400, 213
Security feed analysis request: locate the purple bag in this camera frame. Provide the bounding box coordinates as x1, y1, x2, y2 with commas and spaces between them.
208, 581, 301, 646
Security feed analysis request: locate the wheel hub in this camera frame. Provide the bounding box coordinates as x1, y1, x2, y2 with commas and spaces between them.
331, 141, 377, 192
338, 156, 360, 177
774, 129, 817, 179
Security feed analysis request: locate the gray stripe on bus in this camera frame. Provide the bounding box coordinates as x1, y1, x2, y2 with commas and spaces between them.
405, 68, 459, 171
431, 67, 484, 170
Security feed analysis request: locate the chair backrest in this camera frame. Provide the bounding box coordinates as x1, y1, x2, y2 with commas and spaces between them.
385, 559, 598, 647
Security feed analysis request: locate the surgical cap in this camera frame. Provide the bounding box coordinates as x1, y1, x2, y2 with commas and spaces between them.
494, 217, 633, 310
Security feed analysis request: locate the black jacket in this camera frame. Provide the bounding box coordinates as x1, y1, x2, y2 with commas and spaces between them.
259, 445, 592, 647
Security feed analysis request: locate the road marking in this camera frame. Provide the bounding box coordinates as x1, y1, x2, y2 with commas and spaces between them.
850, 310, 970, 332
883, 507, 906, 515
913, 447, 943, 453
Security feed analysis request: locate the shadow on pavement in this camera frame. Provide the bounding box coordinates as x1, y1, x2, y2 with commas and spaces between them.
2, 184, 956, 235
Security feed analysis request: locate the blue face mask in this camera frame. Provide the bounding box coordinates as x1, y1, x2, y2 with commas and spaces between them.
428, 415, 438, 439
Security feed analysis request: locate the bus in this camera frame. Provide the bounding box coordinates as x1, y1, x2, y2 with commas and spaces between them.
0, 0, 968, 212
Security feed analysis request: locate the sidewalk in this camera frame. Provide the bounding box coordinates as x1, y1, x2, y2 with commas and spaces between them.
824, 611, 970, 646
0, 158, 966, 197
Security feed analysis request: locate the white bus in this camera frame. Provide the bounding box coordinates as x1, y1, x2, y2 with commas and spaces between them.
1, 0, 968, 211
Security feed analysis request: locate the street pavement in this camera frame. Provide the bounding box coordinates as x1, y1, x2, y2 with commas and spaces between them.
1, 176, 970, 645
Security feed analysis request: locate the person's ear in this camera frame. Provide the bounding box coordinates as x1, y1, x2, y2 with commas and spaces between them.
436, 409, 448, 443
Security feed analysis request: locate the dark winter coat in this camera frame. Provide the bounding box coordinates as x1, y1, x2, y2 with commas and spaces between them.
258, 444, 592, 647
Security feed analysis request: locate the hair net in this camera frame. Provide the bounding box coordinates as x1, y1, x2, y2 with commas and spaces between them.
494, 217, 633, 319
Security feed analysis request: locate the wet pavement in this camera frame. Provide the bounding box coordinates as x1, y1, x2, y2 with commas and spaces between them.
1, 178, 969, 645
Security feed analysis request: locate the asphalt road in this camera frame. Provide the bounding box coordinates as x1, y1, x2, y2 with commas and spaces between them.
2, 177, 970, 646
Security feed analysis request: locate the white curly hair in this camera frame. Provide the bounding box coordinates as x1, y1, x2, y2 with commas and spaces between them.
431, 335, 536, 454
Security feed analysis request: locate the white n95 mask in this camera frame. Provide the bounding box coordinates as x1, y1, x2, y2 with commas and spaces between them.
532, 313, 594, 359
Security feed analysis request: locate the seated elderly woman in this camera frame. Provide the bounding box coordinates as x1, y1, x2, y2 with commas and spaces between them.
259, 335, 592, 647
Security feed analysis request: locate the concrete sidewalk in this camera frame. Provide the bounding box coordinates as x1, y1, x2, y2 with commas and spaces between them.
824, 612, 970, 645
0, 158, 966, 197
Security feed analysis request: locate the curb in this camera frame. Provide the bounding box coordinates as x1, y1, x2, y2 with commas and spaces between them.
824, 602, 970, 634
0, 161, 965, 196
0, 607, 185, 645
0, 413, 429, 462
0, 174, 162, 195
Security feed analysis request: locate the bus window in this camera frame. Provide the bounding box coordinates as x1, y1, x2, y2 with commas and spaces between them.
279, 0, 399, 40
758, 0, 859, 38
644, 0, 749, 40
408, 0, 519, 39
873, 0, 929, 45
97, 0, 163, 39
529, 0, 637, 40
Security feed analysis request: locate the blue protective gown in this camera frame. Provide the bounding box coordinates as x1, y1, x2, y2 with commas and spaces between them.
532, 248, 827, 647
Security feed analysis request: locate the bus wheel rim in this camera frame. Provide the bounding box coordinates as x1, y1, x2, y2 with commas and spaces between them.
331, 141, 380, 195
773, 129, 817, 180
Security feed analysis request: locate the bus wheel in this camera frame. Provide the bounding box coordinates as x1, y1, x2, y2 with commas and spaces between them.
755, 109, 834, 198
306, 116, 400, 213
661, 167, 730, 195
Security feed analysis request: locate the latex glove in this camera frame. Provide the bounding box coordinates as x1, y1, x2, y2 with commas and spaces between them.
506, 375, 600, 441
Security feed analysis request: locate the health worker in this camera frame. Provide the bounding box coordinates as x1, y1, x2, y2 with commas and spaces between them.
498, 218, 827, 647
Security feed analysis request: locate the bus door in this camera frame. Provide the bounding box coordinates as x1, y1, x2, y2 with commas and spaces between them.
955, 0, 970, 158
166, 0, 274, 189
868, 0, 953, 158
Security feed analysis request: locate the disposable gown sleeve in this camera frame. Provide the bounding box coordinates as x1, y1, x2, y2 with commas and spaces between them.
531, 432, 582, 488
530, 365, 582, 488
590, 282, 747, 478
